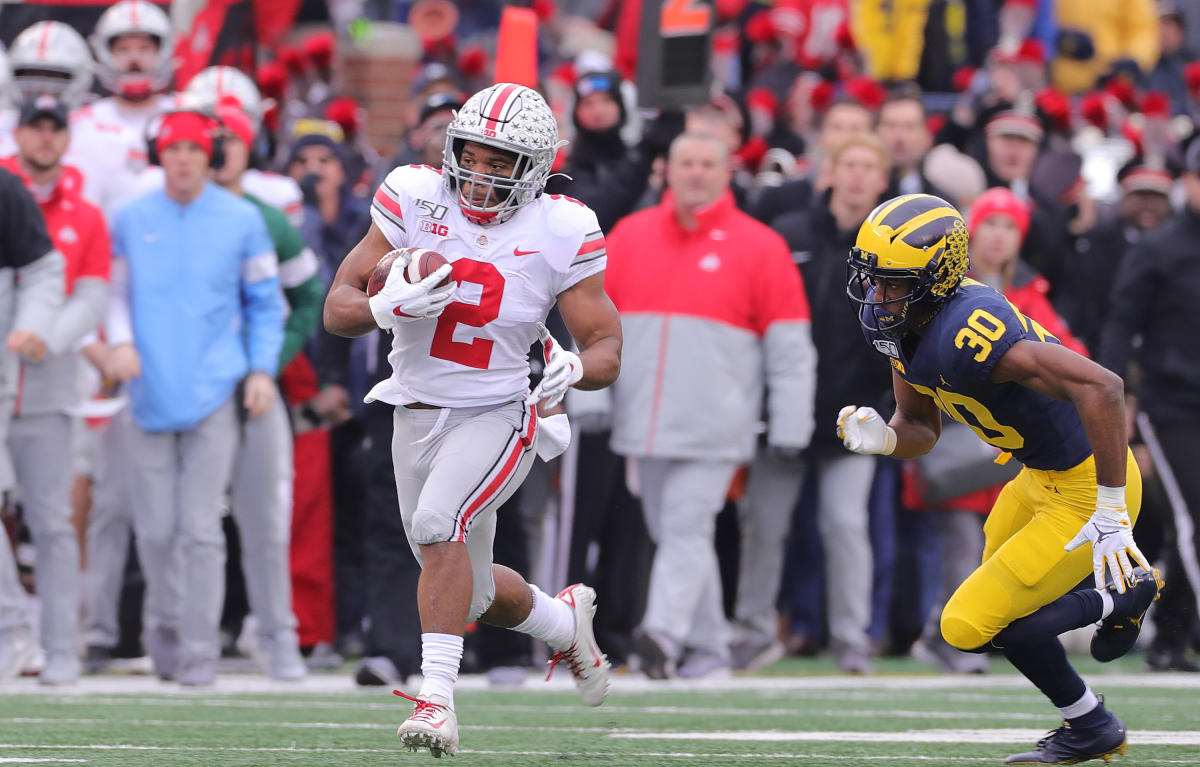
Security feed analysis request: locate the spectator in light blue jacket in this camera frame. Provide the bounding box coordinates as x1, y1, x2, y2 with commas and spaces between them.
106, 110, 285, 687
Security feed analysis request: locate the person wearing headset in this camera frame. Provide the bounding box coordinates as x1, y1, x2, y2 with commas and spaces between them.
104, 109, 286, 686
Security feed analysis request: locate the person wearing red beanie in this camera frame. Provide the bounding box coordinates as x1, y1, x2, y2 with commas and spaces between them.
968, 186, 1030, 244
966, 187, 1086, 354
155, 111, 219, 195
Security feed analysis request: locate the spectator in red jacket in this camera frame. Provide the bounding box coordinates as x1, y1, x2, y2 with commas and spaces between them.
607, 131, 816, 680
967, 187, 1088, 356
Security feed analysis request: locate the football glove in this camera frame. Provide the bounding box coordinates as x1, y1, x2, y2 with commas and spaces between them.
836, 405, 897, 455
1065, 486, 1152, 594
527, 322, 582, 409
368, 251, 455, 329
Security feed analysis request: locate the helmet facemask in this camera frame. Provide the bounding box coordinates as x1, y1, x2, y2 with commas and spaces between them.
12, 67, 76, 102
105, 34, 167, 100
443, 132, 552, 224
846, 247, 946, 339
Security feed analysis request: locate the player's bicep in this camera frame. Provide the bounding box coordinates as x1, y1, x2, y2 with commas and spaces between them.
989, 339, 1099, 401
556, 272, 622, 352
332, 221, 394, 292
892, 369, 941, 435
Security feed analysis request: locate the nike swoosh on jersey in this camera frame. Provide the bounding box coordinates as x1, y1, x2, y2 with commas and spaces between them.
514, 247, 539, 256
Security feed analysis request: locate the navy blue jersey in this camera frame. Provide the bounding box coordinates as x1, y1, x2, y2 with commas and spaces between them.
862, 279, 1092, 471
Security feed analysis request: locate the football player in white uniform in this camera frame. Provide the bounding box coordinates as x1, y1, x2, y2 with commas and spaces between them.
180, 66, 305, 226
65, 1, 175, 214
6, 20, 93, 165
325, 83, 621, 758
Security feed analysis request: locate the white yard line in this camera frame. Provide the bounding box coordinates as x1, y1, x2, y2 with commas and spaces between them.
0, 761, 87, 764
0, 744, 1196, 764
611, 729, 1200, 746
1, 710, 1064, 727
461, 751, 1199, 763
4, 717, 619, 734
4, 672, 1200, 697
15, 696, 1196, 721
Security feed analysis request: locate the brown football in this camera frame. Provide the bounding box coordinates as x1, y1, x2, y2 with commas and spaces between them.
367, 248, 451, 296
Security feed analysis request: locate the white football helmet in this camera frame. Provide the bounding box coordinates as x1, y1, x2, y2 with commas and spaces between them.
443, 83, 564, 224
9, 21, 94, 108
180, 65, 266, 126
91, 0, 174, 100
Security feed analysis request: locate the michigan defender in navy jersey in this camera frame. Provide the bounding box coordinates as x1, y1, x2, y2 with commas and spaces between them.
839, 194, 1160, 766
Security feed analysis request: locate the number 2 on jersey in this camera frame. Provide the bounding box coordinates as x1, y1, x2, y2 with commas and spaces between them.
431, 258, 504, 369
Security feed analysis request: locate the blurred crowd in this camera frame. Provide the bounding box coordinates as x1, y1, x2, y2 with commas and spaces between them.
1, 0, 1199, 687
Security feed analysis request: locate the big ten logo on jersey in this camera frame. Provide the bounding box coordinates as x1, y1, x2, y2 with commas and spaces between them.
417, 198, 451, 236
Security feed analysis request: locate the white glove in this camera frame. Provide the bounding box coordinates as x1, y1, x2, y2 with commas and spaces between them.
1065, 486, 1152, 593
368, 251, 455, 329
527, 322, 582, 409
836, 405, 897, 455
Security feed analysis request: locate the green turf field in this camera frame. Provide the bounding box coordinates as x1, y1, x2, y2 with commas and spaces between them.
2, 656, 1198, 766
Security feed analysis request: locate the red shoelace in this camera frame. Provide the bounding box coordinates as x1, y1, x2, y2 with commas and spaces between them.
545, 644, 584, 681
393, 689, 447, 722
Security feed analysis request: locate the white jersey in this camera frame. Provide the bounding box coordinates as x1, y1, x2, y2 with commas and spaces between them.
66, 95, 175, 216
121, 167, 305, 226
243, 169, 304, 227
365, 164, 607, 408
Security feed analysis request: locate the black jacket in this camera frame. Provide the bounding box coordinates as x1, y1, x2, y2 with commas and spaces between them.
1098, 207, 1200, 418
1052, 208, 1136, 354
544, 129, 652, 234
749, 177, 813, 225
773, 191, 894, 454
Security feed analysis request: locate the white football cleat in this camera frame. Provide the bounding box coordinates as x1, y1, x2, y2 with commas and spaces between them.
546, 583, 612, 707
394, 690, 459, 758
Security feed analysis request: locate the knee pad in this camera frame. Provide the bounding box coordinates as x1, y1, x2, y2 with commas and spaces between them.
940, 610, 990, 652
410, 506, 455, 546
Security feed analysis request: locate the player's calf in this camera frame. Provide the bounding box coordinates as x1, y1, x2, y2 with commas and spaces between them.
1091, 567, 1161, 663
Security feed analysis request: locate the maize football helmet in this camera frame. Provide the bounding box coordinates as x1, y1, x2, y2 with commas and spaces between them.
847, 193, 969, 338
442, 82, 564, 225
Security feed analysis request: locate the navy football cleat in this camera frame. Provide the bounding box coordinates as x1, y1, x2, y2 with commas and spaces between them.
1004, 713, 1128, 765
1091, 567, 1161, 663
